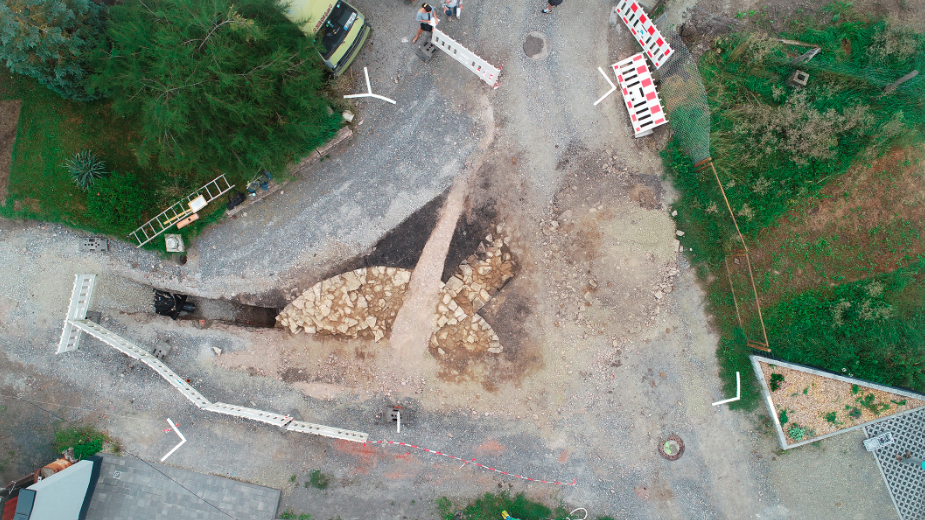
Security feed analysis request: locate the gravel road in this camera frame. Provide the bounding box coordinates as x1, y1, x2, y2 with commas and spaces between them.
0, 1, 903, 520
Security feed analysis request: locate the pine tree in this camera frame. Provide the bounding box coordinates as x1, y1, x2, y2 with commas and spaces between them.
94, 0, 339, 178
0, 0, 106, 101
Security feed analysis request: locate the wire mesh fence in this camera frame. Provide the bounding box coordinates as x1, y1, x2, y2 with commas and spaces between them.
654, 14, 770, 351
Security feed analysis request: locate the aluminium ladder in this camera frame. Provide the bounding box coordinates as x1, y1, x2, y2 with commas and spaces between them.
128, 174, 235, 247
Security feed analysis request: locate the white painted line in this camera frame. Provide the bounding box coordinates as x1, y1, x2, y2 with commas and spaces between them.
712, 371, 741, 406
160, 418, 186, 462
396, 410, 401, 434
344, 67, 396, 104
593, 67, 617, 106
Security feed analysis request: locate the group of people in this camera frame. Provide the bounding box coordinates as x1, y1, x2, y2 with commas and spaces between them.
411, 0, 564, 44
411, 1, 458, 44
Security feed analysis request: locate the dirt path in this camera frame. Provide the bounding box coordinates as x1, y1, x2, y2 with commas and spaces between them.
389, 174, 467, 369
0, 100, 21, 206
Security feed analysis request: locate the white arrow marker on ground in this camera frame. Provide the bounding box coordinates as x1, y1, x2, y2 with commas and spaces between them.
160, 418, 187, 461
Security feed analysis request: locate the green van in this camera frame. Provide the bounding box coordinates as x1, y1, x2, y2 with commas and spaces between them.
284, 1, 371, 75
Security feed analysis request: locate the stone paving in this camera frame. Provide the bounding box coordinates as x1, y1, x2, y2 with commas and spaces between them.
85, 454, 279, 520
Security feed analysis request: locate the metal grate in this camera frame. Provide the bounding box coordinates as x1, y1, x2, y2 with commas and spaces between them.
864, 407, 925, 520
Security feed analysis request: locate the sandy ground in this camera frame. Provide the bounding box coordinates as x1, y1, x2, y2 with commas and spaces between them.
0, 1, 908, 519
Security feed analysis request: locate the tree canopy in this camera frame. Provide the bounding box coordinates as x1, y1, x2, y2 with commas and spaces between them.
0, 0, 106, 101
95, 0, 339, 177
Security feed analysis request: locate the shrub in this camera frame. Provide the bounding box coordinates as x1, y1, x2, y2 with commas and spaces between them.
53, 425, 107, 459
769, 373, 785, 392
779, 409, 789, 425
86, 170, 153, 233
438, 492, 568, 520
824, 411, 839, 425
64, 150, 107, 192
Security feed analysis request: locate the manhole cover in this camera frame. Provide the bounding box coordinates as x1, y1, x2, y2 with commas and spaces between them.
658, 435, 685, 460
523, 31, 550, 60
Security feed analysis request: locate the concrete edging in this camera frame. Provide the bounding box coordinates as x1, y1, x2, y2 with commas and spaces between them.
749, 355, 925, 450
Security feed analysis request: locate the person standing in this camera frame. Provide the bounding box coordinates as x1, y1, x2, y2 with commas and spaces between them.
444, 0, 459, 18
542, 0, 563, 14
412, 4, 437, 44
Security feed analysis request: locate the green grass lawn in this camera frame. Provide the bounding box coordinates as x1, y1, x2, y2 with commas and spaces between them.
0, 67, 234, 250
0, 69, 147, 229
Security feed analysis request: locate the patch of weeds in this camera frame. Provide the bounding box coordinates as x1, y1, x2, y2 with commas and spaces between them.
770, 373, 785, 392
857, 393, 890, 415
846, 406, 863, 419
779, 409, 789, 425
279, 510, 297, 519
53, 425, 108, 459
308, 470, 331, 490
788, 424, 808, 441
289, 474, 297, 483
824, 411, 842, 425
892, 399, 907, 406
803, 387, 809, 395
851, 384, 860, 394
0, 450, 14, 473
437, 491, 568, 520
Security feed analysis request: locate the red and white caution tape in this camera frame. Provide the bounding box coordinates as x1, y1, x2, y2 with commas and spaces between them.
370, 440, 577, 486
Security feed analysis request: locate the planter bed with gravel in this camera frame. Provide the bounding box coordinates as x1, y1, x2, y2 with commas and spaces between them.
751, 356, 925, 449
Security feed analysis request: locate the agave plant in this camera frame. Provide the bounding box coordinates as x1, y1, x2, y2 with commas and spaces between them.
64, 151, 108, 192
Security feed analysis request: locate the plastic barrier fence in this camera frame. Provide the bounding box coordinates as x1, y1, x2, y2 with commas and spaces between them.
58, 275, 96, 354
615, 0, 673, 69
431, 28, 501, 89
58, 279, 368, 443
613, 53, 669, 137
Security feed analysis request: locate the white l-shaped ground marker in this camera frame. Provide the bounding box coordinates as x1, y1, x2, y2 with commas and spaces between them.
344, 67, 396, 104
712, 372, 741, 406
593, 67, 617, 106
160, 418, 186, 462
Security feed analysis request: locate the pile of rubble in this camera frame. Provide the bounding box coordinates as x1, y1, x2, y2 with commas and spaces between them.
276, 267, 412, 342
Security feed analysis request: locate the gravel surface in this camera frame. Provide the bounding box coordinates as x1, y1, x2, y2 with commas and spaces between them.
0, 1, 902, 520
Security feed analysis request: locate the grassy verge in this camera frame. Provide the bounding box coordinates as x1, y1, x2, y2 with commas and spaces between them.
664, 6, 925, 409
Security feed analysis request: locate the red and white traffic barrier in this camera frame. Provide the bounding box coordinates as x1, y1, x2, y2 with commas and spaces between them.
613, 53, 668, 137
615, 0, 673, 69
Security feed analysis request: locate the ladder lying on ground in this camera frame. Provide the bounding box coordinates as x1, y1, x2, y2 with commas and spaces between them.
128, 174, 235, 247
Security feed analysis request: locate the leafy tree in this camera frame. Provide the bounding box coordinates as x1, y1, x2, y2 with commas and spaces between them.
0, 0, 106, 100
94, 0, 340, 178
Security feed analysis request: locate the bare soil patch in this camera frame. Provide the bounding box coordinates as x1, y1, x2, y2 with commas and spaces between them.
759, 360, 924, 445
0, 100, 21, 206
